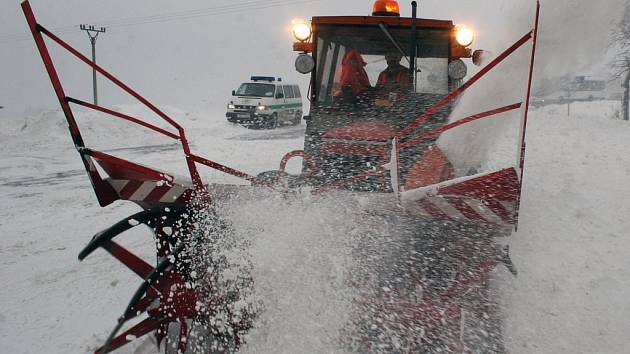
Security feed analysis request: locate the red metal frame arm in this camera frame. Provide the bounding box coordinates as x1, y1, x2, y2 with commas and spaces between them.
397, 30, 533, 138
398, 102, 522, 150
22, 1, 126, 205
189, 154, 259, 183
67, 97, 180, 140
96, 317, 166, 354
21, 1, 83, 146
103, 241, 154, 279
519, 1, 540, 177
514, 1, 541, 229
177, 321, 189, 353
126, 295, 157, 318
37, 26, 183, 133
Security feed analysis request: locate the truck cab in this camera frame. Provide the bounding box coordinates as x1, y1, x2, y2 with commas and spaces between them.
226, 76, 303, 129
291, 1, 479, 190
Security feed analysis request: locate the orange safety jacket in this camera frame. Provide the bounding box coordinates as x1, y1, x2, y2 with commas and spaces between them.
338, 49, 372, 96
376, 64, 410, 88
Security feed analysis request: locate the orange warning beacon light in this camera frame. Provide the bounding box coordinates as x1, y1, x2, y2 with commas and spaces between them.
372, 0, 400, 16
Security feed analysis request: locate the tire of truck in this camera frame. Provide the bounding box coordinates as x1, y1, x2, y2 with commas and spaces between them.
292, 111, 302, 125
267, 113, 278, 129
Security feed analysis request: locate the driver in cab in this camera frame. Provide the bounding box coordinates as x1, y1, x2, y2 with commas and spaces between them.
376, 51, 410, 98
335, 50, 410, 107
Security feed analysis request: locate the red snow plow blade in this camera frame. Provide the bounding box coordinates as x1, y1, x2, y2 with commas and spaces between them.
401, 168, 520, 225
22, 0, 540, 352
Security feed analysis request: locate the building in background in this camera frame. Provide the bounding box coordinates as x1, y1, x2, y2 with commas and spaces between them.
531, 75, 622, 107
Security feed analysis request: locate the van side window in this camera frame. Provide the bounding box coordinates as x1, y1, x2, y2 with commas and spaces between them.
293, 85, 301, 98
275, 85, 284, 99
283, 85, 294, 99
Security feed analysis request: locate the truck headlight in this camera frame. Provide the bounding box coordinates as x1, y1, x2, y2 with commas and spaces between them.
227, 103, 235, 109
292, 21, 311, 42
256, 105, 267, 111
455, 25, 474, 47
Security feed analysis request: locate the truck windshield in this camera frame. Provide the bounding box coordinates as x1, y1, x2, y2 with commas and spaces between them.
235, 83, 276, 97
314, 25, 451, 105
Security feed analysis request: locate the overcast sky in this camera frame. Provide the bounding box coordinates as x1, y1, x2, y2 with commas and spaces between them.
0, 0, 624, 120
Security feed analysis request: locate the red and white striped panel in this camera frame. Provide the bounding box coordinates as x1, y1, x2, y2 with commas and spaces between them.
106, 178, 193, 206
414, 195, 515, 225
400, 167, 521, 226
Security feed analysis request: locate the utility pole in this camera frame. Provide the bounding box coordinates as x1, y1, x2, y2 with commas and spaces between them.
567, 86, 571, 116
80, 24, 106, 105
562, 77, 573, 117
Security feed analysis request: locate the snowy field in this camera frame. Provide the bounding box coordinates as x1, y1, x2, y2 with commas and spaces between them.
503, 102, 630, 354
0, 100, 628, 353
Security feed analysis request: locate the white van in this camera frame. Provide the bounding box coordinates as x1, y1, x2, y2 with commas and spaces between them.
226, 76, 303, 128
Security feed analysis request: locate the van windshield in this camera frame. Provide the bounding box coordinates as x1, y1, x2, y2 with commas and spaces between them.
235, 83, 276, 97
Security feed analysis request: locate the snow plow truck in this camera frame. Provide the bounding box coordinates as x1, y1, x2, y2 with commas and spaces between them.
21, 0, 539, 352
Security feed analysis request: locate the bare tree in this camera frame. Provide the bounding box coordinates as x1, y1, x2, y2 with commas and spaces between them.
612, 2, 630, 120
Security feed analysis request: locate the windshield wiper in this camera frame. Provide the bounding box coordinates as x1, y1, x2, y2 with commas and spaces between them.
378, 23, 410, 66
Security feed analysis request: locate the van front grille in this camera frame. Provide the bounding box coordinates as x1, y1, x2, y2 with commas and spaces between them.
235, 105, 255, 111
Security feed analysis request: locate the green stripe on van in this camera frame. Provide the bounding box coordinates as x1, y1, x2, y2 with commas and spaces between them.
267, 103, 302, 109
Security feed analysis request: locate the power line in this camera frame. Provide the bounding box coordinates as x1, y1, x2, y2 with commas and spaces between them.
92, 0, 306, 27
0, 0, 323, 44
96, 0, 323, 29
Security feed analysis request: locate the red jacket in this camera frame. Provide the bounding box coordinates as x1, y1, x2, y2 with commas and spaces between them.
337, 49, 371, 96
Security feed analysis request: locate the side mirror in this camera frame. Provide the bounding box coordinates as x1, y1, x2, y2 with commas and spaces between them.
232, 90, 236, 96
303, 115, 311, 121
472, 50, 488, 66
276, 92, 284, 99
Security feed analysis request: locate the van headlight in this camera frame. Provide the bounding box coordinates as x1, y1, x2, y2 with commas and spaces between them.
227, 103, 235, 109
256, 105, 267, 111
